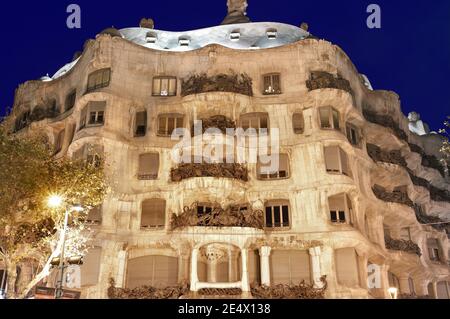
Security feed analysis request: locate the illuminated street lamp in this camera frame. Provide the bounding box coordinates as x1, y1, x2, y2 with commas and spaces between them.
388, 287, 399, 299
47, 195, 83, 299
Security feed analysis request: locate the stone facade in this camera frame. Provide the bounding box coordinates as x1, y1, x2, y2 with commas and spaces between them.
4, 9, 450, 299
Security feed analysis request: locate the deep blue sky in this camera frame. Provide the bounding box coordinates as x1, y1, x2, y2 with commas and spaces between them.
1, 0, 449, 130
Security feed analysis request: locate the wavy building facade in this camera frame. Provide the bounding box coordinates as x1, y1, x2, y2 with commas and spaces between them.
4, 1, 450, 299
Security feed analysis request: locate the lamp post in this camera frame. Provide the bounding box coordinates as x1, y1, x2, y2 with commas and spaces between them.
47, 195, 83, 299
388, 287, 399, 299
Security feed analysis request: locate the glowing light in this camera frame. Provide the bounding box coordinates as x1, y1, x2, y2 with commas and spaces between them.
47, 195, 63, 208
388, 287, 398, 299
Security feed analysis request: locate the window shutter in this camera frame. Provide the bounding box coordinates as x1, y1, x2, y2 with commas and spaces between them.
293, 113, 305, 134
408, 277, 415, 295
135, 111, 147, 135
319, 107, 331, 128
399, 228, 411, 241
160, 78, 169, 95
168, 78, 177, 95
153, 78, 161, 95
79, 107, 88, 129
324, 146, 340, 173
272, 74, 281, 92
339, 148, 350, 176
138, 153, 159, 179
248, 250, 261, 285
197, 261, 207, 282
126, 256, 178, 289
215, 261, 229, 283
332, 109, 340, 129
264, 75, 271, 92
335, 248, 359, 287
437, 281, 449, 299
87, 206, 102, 224
141, 199, 166, 228
329, 194, 346, 213
270, 250, 311, 285
80, 247, 102, 286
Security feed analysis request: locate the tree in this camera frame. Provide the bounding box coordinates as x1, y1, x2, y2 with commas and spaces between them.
0, 122, 108, 298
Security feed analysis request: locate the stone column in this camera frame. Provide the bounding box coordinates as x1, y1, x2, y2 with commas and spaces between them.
190, 248, 199, 292
380, 265, 391, 299
431, 282, 438, 299
259, 246, 271, 286
415, 280, 428, 297
309, 247, 324, 288
319, 246, 337, 297
228, 250, 239, 282
115, 250, 127, 288
178, 251, 190, 283
207, 261, 217, 283
240, 248, 250, 292
399, 276, 411, 295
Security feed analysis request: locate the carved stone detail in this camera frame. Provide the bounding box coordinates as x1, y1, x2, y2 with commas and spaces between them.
171, 163, 248, 182
384, 236, 422, 256
181, 73, 253, 97
306, 72, 353, 95
107, 279, 190, 299
251, 276, 328, 299
171, 202, 264, 230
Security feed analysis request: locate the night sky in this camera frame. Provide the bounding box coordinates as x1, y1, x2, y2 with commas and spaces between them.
0, 0, 449, 130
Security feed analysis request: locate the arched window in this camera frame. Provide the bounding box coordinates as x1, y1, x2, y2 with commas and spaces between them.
87, 68, 111, 93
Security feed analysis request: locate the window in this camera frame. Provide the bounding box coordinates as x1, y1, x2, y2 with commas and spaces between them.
263, 74, 281, 95
319, 107, 340, 130
65, 90, 76, 112
152, 76, 177, 97
134, 111, 147, 137
266, 29, 278, 40
230, 30, 240, 41
265, 200, 290, 229
329, 194, 353, 224
427, 238, 441, 262
197, 204, 215, 218
257, 154, 289, 180
270, 250, 311, 285
80, 247, 102, 287
138, 153, 159, 180
324, 146, 351, 176
157, 114, 184, 136
141, 199, 166, 229
146, 32, 157, 43
240, 113, 269, 131
86, 206, 102, 225
335, 248, 360, 287
437, 281, 450, 299
346, 123, 361, 146
126, 256, 178, 289
293, 112, 305, 134
86, 68, 111, 93
54, 129, 65, 153
399, 228, 411, 241
408, 277, 416, 295
80, 101, 106, 130
388, 272, 400, 288
74, 144, 103, 167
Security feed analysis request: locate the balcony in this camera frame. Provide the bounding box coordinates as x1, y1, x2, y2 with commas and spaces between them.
384, 236, 421, 256
108, 279, 189, 299
362, 109, 408, 141
414, 204, 448, 231
170, 203, 264, 230
171, 163, 248, 182
372, 185, 414, 207
14, 103, 60, 132
191, 115, 236, 135
306, 71, 353, 95
181, 72, 253, 97
367, 144, 407, 167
